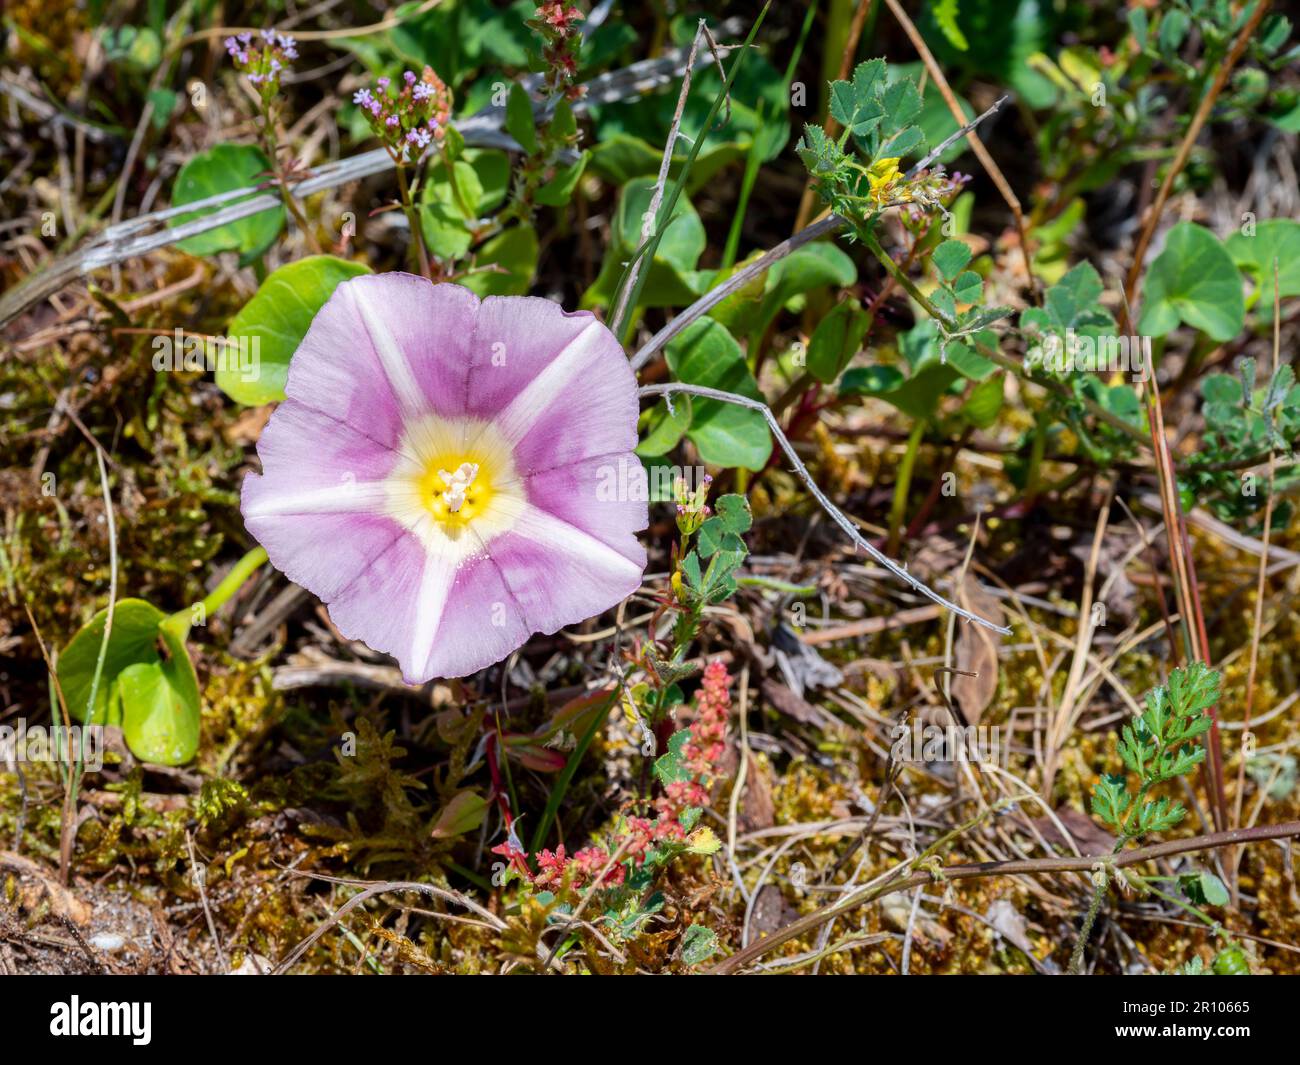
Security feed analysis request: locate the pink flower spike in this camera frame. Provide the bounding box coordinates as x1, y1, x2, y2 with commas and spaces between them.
241, 275, 648, 683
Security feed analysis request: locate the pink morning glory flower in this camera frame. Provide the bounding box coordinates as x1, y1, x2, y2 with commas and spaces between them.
240, 274, 647, 683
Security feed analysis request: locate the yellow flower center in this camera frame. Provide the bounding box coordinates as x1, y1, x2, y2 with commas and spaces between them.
418, 454, 496, 525
383, 413, 525, 555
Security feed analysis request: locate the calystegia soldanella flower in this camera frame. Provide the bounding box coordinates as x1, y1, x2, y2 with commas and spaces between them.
241, 273, 647, 682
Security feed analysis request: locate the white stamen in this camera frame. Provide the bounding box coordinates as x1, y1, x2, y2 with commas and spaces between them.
439, 462, 480, 513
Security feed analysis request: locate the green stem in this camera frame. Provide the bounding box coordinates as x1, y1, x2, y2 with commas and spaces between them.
530, 690, 618, 854
164, 546, 268, 637
264, 118, 319, 254
1069, 880, 1108, 974
721, 101, 766, 270
395, 164, 431, 277
1070, 782, 1152, 972
887, 420, 926, 555
859, 227, 1150, 450
1141, 879, 1231, 940
1024, 413, 1047, 500
615, 4, 770, 346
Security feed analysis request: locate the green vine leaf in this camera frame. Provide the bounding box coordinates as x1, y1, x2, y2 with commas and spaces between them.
171, 143, 285, 263
1138, 222, 1245, 342
221, 255, 372, 405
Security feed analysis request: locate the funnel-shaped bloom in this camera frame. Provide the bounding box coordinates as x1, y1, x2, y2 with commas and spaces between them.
241, 274, 647, 682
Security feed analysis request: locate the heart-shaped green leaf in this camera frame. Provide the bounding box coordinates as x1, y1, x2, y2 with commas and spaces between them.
807, 299, 870, 384
171, 143, 285, 262
220, 255, 371, 405
56, 598, 201, 765
1225, 219, 1300, 312
1138, 223, 1245, 342
117, 653, 200, 767
665, 319, 772, 470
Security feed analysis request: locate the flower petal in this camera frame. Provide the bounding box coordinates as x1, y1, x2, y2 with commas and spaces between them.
242, 399, 405, 600
524, 452, 648, 568
285, 273, 477, 446
420, 550, 532, 681
486, 504, 646, 637
465, 297, 638, 473
243, 277, 650, 684
324, 525, 445, 678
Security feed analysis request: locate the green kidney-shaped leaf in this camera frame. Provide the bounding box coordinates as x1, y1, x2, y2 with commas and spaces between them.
1138, 223, 1245, 342
461, 224, 539, 296
665, 319, 772, 470
117, 651, 201, 767
172, 144, 285, 262
807, 298, 870, 384
56, 598, 201, 765
57, 599, 170, 726
220, 255, 371, 405
1225, 219, 1300, 312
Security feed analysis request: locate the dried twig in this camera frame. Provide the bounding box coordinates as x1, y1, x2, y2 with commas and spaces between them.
881, 0, 1037, 297
639, 382, 1010, 635
186, 832, 229, 973
1230, 259, 1284, 896
609, 19, 727, 336
0, 44, 738, 330
1121, 0, 1273, 324
629, 94, 1011, 372
274, 877, 507, 974
709, 820, 1300, 973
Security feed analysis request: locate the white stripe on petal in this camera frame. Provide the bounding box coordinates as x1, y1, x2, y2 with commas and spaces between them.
409, 533, 459, 680
490, 319, 602, 445
349, 282, 427, 419
509, 503, 644, 580
243, 479, 392, 516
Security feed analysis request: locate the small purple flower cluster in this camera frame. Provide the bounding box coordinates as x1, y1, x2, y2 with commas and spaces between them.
353, 67, 453, 163
224, 29, 297, 102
